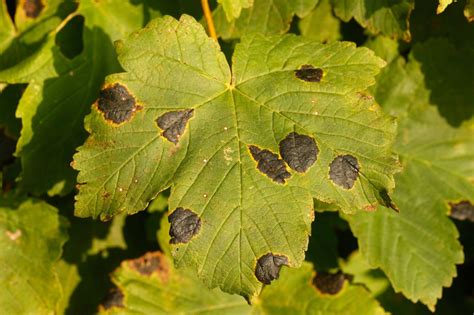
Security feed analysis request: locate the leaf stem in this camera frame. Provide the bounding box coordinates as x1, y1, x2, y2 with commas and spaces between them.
201, 0, 218, 41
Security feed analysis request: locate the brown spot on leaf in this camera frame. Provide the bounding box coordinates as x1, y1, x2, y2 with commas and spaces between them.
295, 65, 323, 82
169, 208, 201, 244
313, 271, 348, 295
97, 83, 138, 124
255, 253, 288, 284
23, 0, 44, 18
249, 145, 291, 184
449, 201, 474, 222
100, 288, 124, 311
128, 252, 169, 279
279, 132, 318, 172
156, 109, 194, 144
6, 229, 22, 241
329, 155, 359, 189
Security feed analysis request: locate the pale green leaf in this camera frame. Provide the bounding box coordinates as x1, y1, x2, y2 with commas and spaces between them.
74, 15, 399, 298
347, 106, 471, 310
218, 0, 254, 21
100, 252, 250, 315
0, 197, 68, 314
252, 261, 386, 315
332, 0, 414, 41
299, 0, 341, 43
214, 0, 319, 39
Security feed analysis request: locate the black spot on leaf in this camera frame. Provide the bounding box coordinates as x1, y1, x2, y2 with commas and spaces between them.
23, 0, 44, 18
295, 64, 323, 82
156, 109, 194, 144
169, 208, 201, 244
313, 271, 348, 294
101, 288, 124, 310
449, 201, 474, 222
279, 132, 319, 172
129, 252, 167, 276
329, 155, 359, 189
249, 145, 291, 184
255, 253, 288, 284
97, 84, 138, 124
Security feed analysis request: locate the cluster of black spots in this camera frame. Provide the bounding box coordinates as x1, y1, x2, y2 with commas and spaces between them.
449, 201, 474, 222
255, 253, 288, 284
168, 208, 201, 244
97, 84, 138, 124
313, 271, 349, 295
329, 155, 359, 189
23, 0, 44, 18
279, 132, 318, 173
156, 109, 194, 144
100, 288, 124, 310
295, 64, 324, 82
249, 145, 291, 184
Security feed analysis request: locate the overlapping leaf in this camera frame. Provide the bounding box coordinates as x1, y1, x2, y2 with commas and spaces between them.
213, 0, 319, 39
218, 0, 254, 21
100, 251, 385, 315
0, 0, 160, 195
332, 0, 414, 41
73, 15, 399, 297
299, 0, 341, 43
0, 197, 68, 314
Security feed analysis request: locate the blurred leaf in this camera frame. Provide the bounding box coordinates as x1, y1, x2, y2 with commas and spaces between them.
0, 84, 24, 138
213, 0, 319, 39
100, 252, 250, 314
0, 0, 161, 196
0, 197, 68, 314
437, 0, 454, 14
252, 261, 386, 314
332, 0, 414, 41
218, 0, 254, 20
299, 0, 341, 42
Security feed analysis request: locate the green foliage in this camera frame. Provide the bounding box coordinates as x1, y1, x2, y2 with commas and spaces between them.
0, 196, 68, 314
0, 0, 473, 314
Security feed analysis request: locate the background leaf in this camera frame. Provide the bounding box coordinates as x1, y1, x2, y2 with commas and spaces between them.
0, 196, 68, 314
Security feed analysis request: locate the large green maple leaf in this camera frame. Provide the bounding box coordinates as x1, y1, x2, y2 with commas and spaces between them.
73, 15, 399, 297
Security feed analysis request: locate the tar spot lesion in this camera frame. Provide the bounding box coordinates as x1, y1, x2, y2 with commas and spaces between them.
295, 64, 324, 82
97, 83, 140, 124
100, 288, 124, 310
313, 271, 350, 295
249, 145, 291, 184
279, 132, 319, 173
23, 0, 45, 18
169, 208, 201, 244
156, 109, 194, 144
449, 201, 474, 222
329, 155, 359, 189
255, 253, 288, 284
128, 252, 167, 276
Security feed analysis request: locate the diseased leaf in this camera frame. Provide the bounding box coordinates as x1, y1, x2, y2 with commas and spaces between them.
465, 0, 474, 21
0, 0, 160, 196
347, 106, 471, 310
100, 252, 250, 314
252, 261, 386, 315
0, 196, 68, 314
213, 0, 319, 39
73, 15, 399, 298
299, 0, 341, 43
332, 0, 414, 41
218, 0, 254, 21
